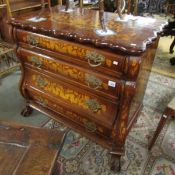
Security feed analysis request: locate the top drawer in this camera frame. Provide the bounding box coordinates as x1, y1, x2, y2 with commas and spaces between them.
15, 29, 126, 77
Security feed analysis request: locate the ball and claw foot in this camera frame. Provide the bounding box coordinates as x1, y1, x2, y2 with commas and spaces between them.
110, 156, 121, 172
170, 57, 175, 65
21, 105, 33, 117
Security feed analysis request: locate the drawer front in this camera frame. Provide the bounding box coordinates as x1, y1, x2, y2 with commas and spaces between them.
16, 29, 126, 77
18, 47, 122, 101
27, 88, 111, 138
24, 67, 118, 129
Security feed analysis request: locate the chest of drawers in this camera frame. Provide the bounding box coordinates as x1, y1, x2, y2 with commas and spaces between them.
11, 6, 166, 171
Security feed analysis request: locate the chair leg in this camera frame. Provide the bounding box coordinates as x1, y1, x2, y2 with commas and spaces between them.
170, 57, 175, 65
170, 37, 175, 54
148, 114, 168, 150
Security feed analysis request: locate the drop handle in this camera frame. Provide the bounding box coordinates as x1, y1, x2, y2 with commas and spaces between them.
85, 99, 102, 113
85, 74, 102, 90
26, 35, 39, 46
85, 51, 105, 67
36, 76, 48, 89
31, 57, 42, 68
37, 97, 48, 106
84, 121, 96, 132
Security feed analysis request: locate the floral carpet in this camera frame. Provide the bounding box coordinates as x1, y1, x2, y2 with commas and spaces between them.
44, 72, 175, 175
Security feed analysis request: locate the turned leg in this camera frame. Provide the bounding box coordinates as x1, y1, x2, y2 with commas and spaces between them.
21, 104, 33, 117
148, 114, 168, 150
170, 57, 175, 65
110, 154, 121, 172
52, 164, 59, 175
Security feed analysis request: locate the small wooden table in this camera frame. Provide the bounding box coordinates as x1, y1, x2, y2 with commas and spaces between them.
0, 120, 66, 175
149, 97, 175, 150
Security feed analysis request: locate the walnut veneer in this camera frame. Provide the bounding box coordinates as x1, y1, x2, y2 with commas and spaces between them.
0, 120, 66, 175
11, 6, 166, 171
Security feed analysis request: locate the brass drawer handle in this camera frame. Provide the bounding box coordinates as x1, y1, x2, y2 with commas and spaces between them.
85, 99, 101, 113
31, 57, 42, 68
84, 121, 96, 132
36, 76, 47, 88
26, 35, 39, 46
85, 74, 102, 90
37, 97, 48, 106
86, 51, 105, 67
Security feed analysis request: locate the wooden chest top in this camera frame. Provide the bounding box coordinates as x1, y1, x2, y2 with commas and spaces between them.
11, 6, 166, 55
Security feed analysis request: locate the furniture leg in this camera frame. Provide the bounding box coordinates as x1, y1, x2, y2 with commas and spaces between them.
110, 154, 121, 172
21, 104, 33, 117
170, 37, 175, 54
148, 114, 168, 150
170, 57, 175, 65
52, 163, 59, 175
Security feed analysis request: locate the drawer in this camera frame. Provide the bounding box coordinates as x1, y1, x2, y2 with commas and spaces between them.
16, 29, 126, 77
18, 47, 122, 101
27, 87, 112, 138
24, 67, 118, 129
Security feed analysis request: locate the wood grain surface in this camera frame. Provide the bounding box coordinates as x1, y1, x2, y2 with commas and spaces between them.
10, 6, 166, 172
0, 120, 66, 175
11, 6, 166, 54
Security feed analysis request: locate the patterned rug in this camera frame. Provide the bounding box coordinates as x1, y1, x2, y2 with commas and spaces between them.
44, 72, 175, 175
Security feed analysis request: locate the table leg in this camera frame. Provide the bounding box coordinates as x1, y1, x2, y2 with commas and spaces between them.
170, 57, 175, 65
52, 165, 59, 175
148, 114, 168, 150
170, 37, 175, 54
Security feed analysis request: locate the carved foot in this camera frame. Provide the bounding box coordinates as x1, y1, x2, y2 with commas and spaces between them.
169, 38, 175, 54
52, 162, 59, 175
170, 57, 175, 65
21, 105, 33, 117
170, 49, 174, 54
110, 155, 121, 172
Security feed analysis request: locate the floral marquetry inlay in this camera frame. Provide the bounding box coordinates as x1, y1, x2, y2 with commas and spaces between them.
23, 35, 113, 68
32, 95, 106, 135
28, 55, 108, 91
51, 11, 123, 32
32, 75, 107, 113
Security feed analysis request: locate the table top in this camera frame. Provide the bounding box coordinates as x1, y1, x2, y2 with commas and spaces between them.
11, 6, 167, 55
0, 120, 65, 175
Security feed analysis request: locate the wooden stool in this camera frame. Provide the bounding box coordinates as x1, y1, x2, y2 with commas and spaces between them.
149, 97, 175, 150
0, 120, 66, 175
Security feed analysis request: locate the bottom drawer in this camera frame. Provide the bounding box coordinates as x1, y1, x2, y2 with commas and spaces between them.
27, 87, 112, 138
24, 66, 118, 129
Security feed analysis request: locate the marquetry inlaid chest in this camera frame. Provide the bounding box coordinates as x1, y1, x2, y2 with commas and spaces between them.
11, 6, 166, 171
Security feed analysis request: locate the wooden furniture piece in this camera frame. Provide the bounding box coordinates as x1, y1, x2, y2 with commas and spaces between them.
127, 0, 138, 15
11, 6, 166, 171
0, 41, 20, 79
0, 5, 20, 79
0, 120, 66, 175
0, 0, 51, 42
149, 97, 175, 150
5, 0, 50, 17
167, 2, 175, 18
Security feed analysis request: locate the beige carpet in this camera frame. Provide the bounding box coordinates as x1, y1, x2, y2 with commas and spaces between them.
152, 36, 175, 78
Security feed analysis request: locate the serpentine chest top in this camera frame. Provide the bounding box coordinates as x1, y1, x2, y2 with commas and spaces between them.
11, 6, 166, 171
